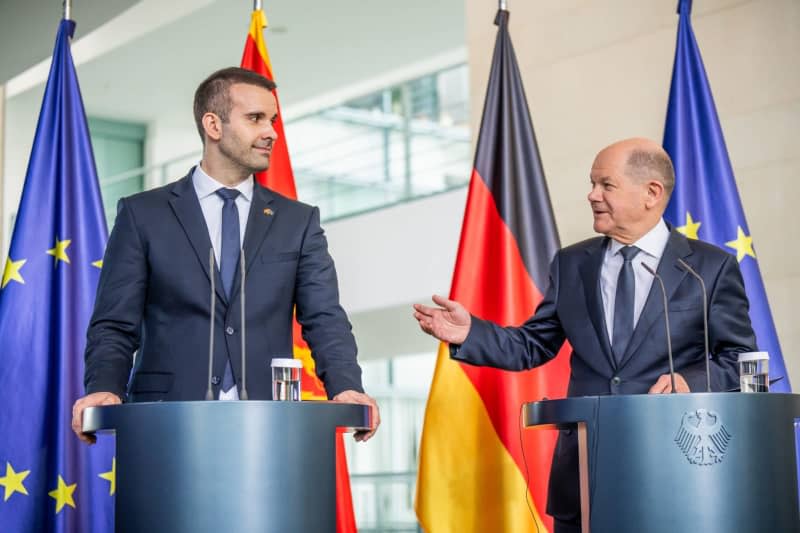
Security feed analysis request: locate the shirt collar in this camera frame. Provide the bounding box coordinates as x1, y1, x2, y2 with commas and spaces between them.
192, 163, 254, 202
608, 218, 670, 259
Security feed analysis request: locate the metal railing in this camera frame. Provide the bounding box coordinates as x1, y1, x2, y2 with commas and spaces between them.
98, 63, 471, 224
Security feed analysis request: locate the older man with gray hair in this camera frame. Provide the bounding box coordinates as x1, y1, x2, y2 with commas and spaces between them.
413, 137, 756, 532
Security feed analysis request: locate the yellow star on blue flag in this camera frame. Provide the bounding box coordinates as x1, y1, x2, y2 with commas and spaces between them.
676, 212, 701, 240
48, 475, 77, 513
0, 462, 30, 501
2, 257, 26, 289
98, 458, 116, 495
725, 226, 756, 263
46, 237, 72, 265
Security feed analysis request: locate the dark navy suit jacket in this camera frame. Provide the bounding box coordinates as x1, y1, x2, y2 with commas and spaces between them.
84, 170, 362, 402
452, 229, 756, 521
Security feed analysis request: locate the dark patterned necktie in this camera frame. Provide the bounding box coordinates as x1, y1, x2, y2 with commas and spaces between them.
215, 188, 240, 392
612, 246, 641, 363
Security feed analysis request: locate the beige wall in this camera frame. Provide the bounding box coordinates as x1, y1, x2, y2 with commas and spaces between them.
465, 0, 800, 386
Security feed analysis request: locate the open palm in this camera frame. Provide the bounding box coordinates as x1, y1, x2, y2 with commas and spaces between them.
413, 294, 471, 344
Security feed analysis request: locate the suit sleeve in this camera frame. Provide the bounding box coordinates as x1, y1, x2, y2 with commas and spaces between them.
680, 254, 756, 392
294, 207, 363, 398
451, 253, 567, 370
84, 198, 148, 399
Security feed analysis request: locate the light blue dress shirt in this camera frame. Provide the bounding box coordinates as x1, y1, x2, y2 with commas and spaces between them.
600, 219, 671, 343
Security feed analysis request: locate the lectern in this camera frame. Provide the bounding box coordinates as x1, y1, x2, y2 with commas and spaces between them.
84, 401, 370, 533
525, 393, 800, 533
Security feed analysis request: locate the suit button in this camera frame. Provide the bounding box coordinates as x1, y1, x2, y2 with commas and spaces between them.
226, 326, 234, 335
211, 376, 221, 385
611, 376, 622, 385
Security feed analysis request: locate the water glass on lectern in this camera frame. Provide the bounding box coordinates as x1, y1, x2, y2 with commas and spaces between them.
271, 358, 302, 401
739, 351, 769, 393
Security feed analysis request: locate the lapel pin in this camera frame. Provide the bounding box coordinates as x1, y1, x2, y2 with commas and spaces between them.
263, 208, 274, 216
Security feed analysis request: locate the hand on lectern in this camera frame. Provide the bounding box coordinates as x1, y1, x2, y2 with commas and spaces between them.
332, 390, 380, 442
71, 392, 122, 444
413, 295, 471, 345
648, 372, 690, 394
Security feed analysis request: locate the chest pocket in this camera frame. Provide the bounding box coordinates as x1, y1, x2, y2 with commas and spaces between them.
261, 251, 300, 264
667, 300, 701, 312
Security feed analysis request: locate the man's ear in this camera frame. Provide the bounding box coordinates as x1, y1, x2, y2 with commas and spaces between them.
645, 179, 666, 209
201, 112, 222, 142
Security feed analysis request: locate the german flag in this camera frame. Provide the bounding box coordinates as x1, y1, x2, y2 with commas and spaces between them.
240, 9, 356, 532
415, 9, 570, 532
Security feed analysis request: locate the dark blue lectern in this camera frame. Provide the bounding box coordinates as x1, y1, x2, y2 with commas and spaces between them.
84, 401, 370, 533
525, 393, 800, 533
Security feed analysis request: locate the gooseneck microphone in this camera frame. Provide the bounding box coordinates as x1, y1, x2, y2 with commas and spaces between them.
239, 248, 248, 401
676, 258, 712, 393
206, 248, 216, 401
641, 263, 677, 394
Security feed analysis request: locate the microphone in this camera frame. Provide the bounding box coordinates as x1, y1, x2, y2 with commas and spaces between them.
676, 258, 711, 393
205, 247, 216, 401
239, 248, 248, 401
640, 263, 677, 394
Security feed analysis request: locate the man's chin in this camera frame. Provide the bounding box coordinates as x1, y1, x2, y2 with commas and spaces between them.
248, 161, 270, 173
592, 221, 609, 235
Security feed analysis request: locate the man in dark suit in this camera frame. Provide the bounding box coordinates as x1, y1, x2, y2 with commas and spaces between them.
413, 137, 756, 532
72, 67, 379, 443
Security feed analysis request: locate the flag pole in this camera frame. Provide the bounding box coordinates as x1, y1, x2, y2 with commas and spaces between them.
63, 0, 72, 21
499, 0, 508, 11
254, 0, 262, 11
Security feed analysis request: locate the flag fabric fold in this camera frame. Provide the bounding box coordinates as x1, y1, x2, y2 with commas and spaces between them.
240, 10, 356, 532
416, 10, 570, 532
663, 0, 791, 392
241, 9, 297, 199
0, 19, 114, 532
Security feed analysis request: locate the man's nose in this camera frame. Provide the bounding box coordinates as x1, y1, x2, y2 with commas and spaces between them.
262, 123, 278, 141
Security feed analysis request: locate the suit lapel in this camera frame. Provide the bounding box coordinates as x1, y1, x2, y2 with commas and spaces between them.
228, 182, 276, 302
579, 237, 616, 369
618, 230, 692, 368
168, 170, 227, 304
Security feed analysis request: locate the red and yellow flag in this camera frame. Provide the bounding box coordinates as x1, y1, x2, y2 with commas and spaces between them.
241, 10, 357, 532
241, 9, 296, 199
415, 10, 570, 532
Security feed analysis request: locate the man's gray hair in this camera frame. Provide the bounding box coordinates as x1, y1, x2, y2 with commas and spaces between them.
625, 148, 675, 197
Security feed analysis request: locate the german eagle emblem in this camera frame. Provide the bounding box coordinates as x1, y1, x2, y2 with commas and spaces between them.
675, 408, 731, 466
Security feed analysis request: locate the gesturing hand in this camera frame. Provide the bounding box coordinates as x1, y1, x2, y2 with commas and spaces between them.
413, 294, 471, 345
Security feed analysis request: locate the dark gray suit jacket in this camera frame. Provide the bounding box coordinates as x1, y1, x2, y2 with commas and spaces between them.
452, 228, 756, 521
84, 170, 362, 402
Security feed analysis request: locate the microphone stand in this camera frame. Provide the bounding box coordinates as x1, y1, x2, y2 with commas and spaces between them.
641, 263, 677, 393
677, 258, 712, 392
239, 249, 248, 400
205, 248, 216, 401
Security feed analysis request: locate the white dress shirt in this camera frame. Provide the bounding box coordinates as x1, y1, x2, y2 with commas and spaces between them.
191, 164, 253, 401
600, 219, 671, 343
192, 164, 253, 264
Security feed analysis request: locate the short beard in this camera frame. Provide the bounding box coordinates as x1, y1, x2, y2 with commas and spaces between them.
218, 139, 270, 175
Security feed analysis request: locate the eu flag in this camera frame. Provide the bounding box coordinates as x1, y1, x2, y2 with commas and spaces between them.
663, 0, 791, 392
0, 20, 114, 531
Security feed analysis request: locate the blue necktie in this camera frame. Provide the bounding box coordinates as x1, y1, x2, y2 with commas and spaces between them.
216, 188, 241, 392
612, 246, 640, 364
